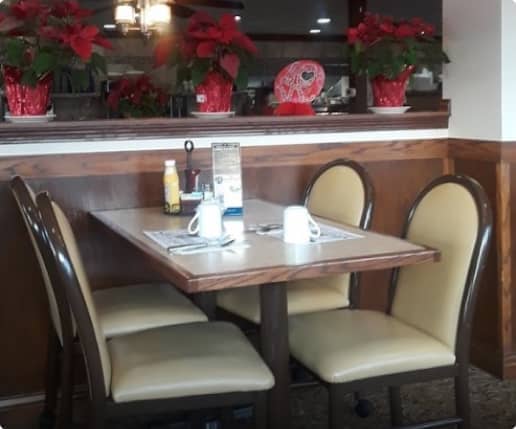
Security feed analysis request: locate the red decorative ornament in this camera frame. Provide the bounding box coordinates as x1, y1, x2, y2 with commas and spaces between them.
3, 67, 52, 115
273, 60, 325, 116
370, 66, 414, 107
274, 102, 315, 116
195, 71, 233, 113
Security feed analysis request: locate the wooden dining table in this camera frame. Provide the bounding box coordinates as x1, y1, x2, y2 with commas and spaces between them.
90, 199, 439, 429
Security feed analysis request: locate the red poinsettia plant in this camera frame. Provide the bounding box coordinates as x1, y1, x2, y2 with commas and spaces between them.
107, 74, 169, 118
154, 11, 257, 90
347, 13, 449, 80
0, 0, 111, 88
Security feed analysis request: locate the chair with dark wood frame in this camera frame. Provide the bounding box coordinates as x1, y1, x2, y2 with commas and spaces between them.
288, 174, 493, 429
217, 158, 375, 322
36, 190, 273, 429
10, 176, 210, 428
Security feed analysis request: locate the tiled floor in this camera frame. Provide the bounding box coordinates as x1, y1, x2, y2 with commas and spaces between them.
8, 367, 516, 429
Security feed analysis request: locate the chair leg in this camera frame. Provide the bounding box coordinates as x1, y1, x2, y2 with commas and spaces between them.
455, 368, 471, 429
389, 386, 403, 426
56, 341, 74, 429
329, 385, 346, 429
254, 392, 267, 429
40, 330, 60, 429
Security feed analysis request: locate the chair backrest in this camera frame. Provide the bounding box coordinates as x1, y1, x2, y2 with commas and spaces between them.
304, 159, 374, 300
10, 176, 68, 345
37, 192, 111, 398
390, 175, 492, 358
304, 159, 374, 229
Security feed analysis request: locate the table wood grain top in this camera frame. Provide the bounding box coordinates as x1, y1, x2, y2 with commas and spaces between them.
90, 199, 439, 293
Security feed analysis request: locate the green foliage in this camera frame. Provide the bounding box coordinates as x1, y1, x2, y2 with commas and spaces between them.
117, 94, 167, 118
0, 0, 110, 89
190, 58, 211, 87
350, 37, 449, 80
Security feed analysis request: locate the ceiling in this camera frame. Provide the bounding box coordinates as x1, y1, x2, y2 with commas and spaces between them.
87, 0, 442, 36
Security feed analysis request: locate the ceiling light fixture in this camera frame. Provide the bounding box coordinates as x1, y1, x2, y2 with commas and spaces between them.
103, 23, 117, 29
234, 15, 242, 22
310, 28, 321, 34
115, 0, 171, 37
317, 18, 331, 24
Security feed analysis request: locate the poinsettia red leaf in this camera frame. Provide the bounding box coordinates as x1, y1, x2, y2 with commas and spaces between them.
232, 34, 257, 55
180, 39, 196, 59
154, 36, 175, 67
70, 35, 93, 61
219, 13, 237, 32
93, 35, 112, 49
52, 0, 92, 18
395, 23, 416, 38
189, 11, 216, 28
107, 90, 120, 110
189, 26, 222, 41
219, 52, 240, 79
379, 22, 395, 34
196, 40, 216, 58
347, 27, 359, 44
80, 25, 99, 39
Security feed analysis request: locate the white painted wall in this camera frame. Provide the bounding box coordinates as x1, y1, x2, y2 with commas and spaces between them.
443, 0, 502, 140
502, 0, 516, 140
0, 129, 448, 157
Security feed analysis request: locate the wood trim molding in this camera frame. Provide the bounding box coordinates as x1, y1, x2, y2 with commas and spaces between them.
448, 139, 502, 163
0, 139, 449, 180
0, 112, 449, 144
497, 162, 513, 355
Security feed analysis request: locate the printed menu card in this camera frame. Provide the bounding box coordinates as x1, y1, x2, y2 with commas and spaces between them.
212, 142, 243, 215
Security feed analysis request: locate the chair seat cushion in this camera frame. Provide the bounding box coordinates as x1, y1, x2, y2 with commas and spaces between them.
289, 309, 455, 384
108, 322, 274, 403
93, 283, 207, 338
217, 281, 348, 324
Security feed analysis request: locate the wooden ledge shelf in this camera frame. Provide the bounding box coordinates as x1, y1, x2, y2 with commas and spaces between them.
0, 111, 449, 144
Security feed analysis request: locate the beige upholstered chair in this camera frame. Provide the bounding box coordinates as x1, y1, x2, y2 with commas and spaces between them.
36, 190, 274, 429
288, 175, 492, 429
10, 176, 207, 429
217, 159, 374, 323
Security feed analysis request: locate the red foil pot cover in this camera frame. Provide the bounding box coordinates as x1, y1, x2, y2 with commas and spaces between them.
195, 72, 233, 113
3, 67, 52, 116
371, 66, 415, 107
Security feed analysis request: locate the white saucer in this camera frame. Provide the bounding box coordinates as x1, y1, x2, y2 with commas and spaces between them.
5, 112, 56, 123
368, 106, 411, 115
191, 111, 235, 119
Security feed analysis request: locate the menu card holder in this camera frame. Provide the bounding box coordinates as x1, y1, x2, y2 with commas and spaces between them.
211, 143, 243, 216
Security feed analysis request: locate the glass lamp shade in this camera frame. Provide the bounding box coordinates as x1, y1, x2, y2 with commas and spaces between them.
115, 4, 136, 24
148, 3, 171, 25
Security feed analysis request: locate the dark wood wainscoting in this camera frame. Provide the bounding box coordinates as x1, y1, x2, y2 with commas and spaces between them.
3, 137, 516, 421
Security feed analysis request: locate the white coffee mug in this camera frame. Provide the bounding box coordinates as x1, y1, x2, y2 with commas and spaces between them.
188, 199, 224, 239
282, 205, 321, 244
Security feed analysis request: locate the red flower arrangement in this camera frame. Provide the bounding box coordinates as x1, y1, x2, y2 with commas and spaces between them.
347, 13, 449, 80
154, 12, 256, 112
107, 75, 169, 118
0, 0, 111, 88
155, 12, 257, 88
